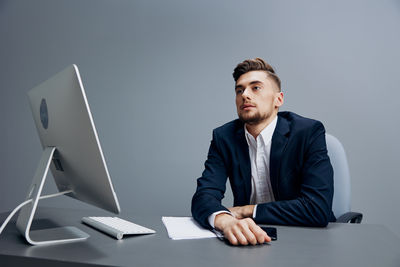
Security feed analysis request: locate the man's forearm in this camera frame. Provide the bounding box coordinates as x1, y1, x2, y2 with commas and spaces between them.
254, 197, 331, 227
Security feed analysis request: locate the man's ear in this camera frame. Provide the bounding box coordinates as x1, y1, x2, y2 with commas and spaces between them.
274, 92, 284, 108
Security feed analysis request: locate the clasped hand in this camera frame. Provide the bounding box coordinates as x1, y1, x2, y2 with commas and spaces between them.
214, 205, 271, 246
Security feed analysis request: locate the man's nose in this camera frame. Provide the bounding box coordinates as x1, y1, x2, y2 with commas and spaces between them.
242, 88, 251, 99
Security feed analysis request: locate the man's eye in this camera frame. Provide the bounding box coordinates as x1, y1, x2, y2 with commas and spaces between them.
253, 86, 261, 90
236, 89, 243, 94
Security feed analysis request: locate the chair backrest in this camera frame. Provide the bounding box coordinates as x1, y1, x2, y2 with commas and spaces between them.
325, 133, 351, 218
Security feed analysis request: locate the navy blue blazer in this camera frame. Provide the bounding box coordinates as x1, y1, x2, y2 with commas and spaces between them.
191, 111, 335, 229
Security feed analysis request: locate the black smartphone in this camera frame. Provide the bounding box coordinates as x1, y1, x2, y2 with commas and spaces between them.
260, 226, 277, 241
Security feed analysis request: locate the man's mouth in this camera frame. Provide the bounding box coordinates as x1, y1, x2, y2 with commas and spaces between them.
241, 104, 256, 110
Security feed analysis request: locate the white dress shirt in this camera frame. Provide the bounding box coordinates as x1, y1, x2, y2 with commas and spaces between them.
208, 116, 278, 228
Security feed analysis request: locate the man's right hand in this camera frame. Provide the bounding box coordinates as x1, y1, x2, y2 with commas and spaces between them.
214, 213, 271, 245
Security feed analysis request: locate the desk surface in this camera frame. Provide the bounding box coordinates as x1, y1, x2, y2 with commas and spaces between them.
1, 207, 399, 267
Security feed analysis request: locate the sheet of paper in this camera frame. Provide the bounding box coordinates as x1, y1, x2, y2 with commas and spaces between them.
161, 216, 221, 240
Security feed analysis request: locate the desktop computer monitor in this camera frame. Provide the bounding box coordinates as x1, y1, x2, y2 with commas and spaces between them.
16, 65, 120, 245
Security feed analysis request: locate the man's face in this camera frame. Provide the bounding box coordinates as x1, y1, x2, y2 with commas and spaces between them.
235, 70, 283, 125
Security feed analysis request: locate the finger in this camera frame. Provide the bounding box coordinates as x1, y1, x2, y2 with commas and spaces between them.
225, 230, 238, 246
264, 232, 272, 243
232, 226, 249, 245
248, 222, 271, 243
238, 222, 257, 245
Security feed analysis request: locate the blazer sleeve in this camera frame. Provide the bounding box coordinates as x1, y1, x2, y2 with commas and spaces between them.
254, 122, 334, 227
191, 130, 230, 229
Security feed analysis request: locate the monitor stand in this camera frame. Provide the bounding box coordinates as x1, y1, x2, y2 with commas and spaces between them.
16, 146, 89, 246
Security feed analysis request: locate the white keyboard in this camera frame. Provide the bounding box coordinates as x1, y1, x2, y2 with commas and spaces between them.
82, 216, 156, 240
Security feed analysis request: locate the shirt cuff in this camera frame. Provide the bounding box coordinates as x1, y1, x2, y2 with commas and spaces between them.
208, 211, 233, 229
252, 204, 258, 219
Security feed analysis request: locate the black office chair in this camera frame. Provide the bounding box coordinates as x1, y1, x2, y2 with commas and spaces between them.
326, 134, 363, 223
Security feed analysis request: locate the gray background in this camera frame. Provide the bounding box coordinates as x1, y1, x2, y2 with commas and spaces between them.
1, 0, 399, 237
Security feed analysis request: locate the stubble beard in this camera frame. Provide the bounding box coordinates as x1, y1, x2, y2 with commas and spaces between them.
238, 110, 271, 125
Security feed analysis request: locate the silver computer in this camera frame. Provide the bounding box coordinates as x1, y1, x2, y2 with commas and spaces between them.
16, 65, 120, 245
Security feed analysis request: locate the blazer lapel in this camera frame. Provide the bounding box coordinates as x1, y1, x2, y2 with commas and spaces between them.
235, 125, 252, 203
270, 115, 290, 200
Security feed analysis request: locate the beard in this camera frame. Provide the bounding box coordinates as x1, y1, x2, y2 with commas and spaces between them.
238, 110, 271, 125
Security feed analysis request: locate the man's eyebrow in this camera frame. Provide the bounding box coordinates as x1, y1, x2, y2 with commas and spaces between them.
249, 80, 263, 85
235, 80, 263, 89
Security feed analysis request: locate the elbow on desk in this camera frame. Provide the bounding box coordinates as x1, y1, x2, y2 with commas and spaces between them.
308, 217, 329, 227
301, 195, 333, 227
305, 207, 332, 227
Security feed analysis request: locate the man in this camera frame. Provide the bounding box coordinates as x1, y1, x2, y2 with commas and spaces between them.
191, 58, 335, 246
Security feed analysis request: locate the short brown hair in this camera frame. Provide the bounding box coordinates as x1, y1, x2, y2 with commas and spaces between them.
233, 58, 281, 91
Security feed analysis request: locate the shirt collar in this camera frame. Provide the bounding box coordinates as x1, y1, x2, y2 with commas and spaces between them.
244, 116, 278, 146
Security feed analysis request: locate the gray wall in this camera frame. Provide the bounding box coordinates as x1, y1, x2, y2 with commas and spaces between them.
1, 0, 400, 236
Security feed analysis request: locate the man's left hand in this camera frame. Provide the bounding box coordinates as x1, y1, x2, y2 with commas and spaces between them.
228, 205, 255, 219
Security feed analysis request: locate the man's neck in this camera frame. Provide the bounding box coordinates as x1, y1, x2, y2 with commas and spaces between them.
245, 113, 278, 139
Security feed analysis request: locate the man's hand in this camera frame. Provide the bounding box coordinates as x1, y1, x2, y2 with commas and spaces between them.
228, 205, 255, 219
214, 213, 271, 245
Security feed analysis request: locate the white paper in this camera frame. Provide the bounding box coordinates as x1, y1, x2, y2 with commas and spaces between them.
162, 216, 221, 240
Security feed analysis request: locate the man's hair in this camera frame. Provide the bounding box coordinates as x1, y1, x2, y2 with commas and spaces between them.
233, 58, 281, 91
